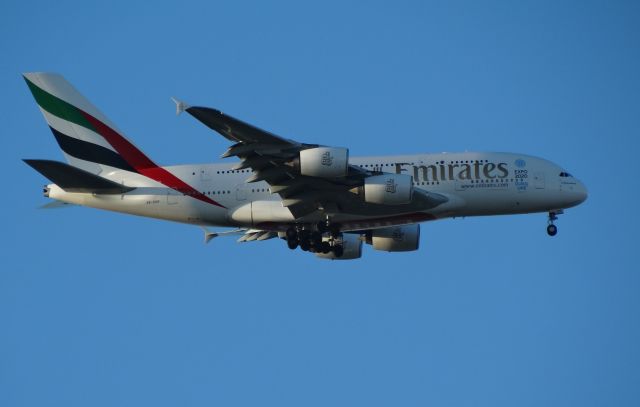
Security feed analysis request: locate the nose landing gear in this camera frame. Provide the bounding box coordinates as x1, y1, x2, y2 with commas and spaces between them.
546, 210, 562, 236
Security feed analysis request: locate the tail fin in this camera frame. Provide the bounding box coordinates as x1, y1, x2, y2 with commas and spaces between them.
24, 73, 227, 209
23, 72, 155, 175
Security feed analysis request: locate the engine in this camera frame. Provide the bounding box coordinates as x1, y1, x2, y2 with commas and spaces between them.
367, 224, 420, 252
315, 233, 363, 260
299, 147, 349, 178
363, 174, 413, 205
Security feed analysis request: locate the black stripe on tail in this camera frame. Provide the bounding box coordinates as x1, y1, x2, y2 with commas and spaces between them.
49, 126, 136, 173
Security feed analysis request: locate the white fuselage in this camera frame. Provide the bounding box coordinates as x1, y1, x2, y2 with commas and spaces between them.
46, 152, 588, 231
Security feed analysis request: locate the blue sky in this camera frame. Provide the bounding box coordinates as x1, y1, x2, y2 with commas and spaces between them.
1, 1, 639, 406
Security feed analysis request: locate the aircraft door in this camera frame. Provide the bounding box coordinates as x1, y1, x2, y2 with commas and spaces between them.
200, 168, 211, 181
236, 185, 248, 201
167, 190, 179, 205
533, 172, 545, 189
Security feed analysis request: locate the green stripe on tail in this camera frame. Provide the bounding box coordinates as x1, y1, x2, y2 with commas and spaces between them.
24, 76, 95, 131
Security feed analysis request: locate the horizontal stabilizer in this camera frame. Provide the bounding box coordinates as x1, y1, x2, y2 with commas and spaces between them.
24, 159, 135, 194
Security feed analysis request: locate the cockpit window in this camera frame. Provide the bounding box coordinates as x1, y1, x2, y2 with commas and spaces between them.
559, 172, 573, 177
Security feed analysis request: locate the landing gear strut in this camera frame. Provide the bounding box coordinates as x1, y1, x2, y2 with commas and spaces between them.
333, 244, 344, 258
547, 211, 559, 236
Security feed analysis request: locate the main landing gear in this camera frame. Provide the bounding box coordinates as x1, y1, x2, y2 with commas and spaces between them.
285, 223, 344, 257
546, 210, 562, 236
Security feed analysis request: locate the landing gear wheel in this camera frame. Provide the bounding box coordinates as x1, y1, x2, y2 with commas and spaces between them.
547, 211, 560, 237
287, 239, 298, 250
320, 242, 332, 254
296, 229, 311, 251
285, 227, 297, 241
299, 239, 311, 251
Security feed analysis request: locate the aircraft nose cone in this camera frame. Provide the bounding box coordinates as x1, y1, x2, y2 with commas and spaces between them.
576, 180, 588, 204
560, 177, 588, 208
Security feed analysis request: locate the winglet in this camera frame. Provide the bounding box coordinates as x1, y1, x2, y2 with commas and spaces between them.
171, 97, 189, 116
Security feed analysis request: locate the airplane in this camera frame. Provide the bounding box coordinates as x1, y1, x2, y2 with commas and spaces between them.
22, 72, 588, 260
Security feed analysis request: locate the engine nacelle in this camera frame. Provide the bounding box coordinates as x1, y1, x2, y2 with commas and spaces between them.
364, 174, 413, 205
315, 233, 363, 260
368, 224, 420, 252
299, 147, 349, 178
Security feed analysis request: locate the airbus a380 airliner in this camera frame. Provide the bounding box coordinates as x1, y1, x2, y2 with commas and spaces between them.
23, 73, 587, 260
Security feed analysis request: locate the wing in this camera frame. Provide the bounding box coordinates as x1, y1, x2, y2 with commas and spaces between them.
183, 105, 296, 146
182, 104, 446, 219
